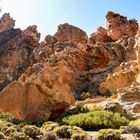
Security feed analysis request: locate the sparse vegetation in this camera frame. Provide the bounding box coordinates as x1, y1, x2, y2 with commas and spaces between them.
11, 131, 30, 140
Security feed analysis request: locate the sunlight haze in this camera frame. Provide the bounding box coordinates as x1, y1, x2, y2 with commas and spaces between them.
0, 0, 140, 40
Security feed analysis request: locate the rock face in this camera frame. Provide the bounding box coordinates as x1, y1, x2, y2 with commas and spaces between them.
0, 11, 140, 121
54, 23, 88, 45
0, 13, 15, 33
89, 27, 112, 45
0, 24, 40, 91
106, 11, 138, 41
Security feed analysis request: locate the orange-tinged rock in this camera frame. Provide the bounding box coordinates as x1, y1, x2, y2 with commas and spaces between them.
106, 11, 138, 41
89, 27, 112, 45
54, 23, 88, 45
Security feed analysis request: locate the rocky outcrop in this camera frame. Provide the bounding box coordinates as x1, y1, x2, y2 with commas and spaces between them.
0, 13, 15, 33
89, 27, 112, 45
106, 11, 138, 41
0, 15, 40, 91
54, 23, 88, 45
0, 11, 140, 121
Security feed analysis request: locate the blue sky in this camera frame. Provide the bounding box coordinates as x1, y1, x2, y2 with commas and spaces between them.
0, 0, 140, 40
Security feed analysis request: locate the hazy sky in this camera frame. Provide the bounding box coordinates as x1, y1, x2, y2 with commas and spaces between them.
0, 0, 140, 40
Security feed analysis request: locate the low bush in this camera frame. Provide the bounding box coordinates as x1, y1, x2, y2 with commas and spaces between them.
96, 129, 122, 140
11, 132, 30, 140
87, 104, 104, 112
0, 112, 14, 122
72, 130, 89, 140
129, 119, 140, 127
44, 131, 58, 140
53, 125, 72, 138
61, 111, 129, 130
79, 92, 93, 100
3, 127, 17, 136
0, 132, 7, 140
22, 125, 40, 138
42, 121, 59, 131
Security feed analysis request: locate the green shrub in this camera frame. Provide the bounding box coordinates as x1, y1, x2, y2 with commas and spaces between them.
72, 130, 88, 140
58, 105, 89, 122
53, 125, 72, 138
11, 132, 30, 140
0, 112, 14, 122
87, 104, 104, 112
96, 129, 122, 140
129, 119, 140, 127
42, 121, 59, 131
61, 111, 129, 130
22, 125, 40, 138
44, 131, 58, 140
80, 92, 93, 100
3, 127, 17, 136
0, 131, 7, 140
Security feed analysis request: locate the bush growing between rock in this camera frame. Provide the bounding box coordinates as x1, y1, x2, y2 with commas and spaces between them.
85, 104, 104, 112
0, 112, 14, 122
96, 129, 122, 140
61, 111, 129, 130
79, 92, 93, 100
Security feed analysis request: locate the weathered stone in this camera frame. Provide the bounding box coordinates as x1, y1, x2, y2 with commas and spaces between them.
54, 23, 88, 45
0, 13, 15, 33
118, 83, 140, 102
106, 11, 138, 41
89, 27, 112, 45
0, 13, 40, 91
99, 70, 136, 95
